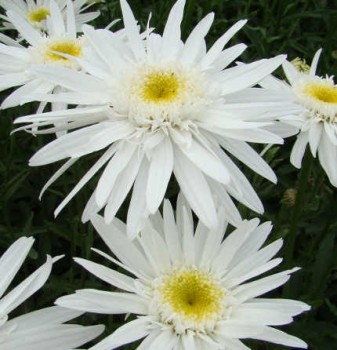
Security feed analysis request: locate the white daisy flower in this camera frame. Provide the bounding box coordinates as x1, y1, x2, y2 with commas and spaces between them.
0, 0, 99, 32
56, 199, 310, 350
0, 0, 90, 109
0, 236, 104, 349
16, 0, 290, 235
260, 49, 337, 186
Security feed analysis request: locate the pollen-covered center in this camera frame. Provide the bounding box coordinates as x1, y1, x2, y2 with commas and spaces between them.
142, 72, 181, 103
159, 269, 224, 326
27, 7, 50, 24
44, 39, 82, 63
304, 83, 337, 104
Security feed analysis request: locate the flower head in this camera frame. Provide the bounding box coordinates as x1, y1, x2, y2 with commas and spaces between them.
0, 0, 99, 31
17, 0, 290, 235
56, 199, 310, 349
261, 49, 337, 186
0, 236, 104, 349
0, 0, 89, 109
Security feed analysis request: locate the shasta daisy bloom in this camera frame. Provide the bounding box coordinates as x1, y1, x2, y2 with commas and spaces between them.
56, 199, 310, 350
260, 49, 337, 186
17, 0, 290, 234
0, 0, 90, 109
0, 0, 99, 32
0, 236, 104, 349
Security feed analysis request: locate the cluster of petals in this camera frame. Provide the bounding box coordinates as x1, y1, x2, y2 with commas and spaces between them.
0, 236, 104, 349
15, 0, 301, 236
0, 0, 99, 32
0, 0, 93, 109
260, 49, 337, 186
56, 198, 310, 350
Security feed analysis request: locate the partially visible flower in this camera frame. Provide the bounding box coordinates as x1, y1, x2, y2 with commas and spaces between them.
17, 0, 292, 235
57, 199, 310, 350
0, 0, 90, 109
261, 49, 337, 187
0, 236, 104, 349
0, 0, 99, 32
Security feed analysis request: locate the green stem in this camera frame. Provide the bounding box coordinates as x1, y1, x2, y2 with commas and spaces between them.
284, 151, 313, 268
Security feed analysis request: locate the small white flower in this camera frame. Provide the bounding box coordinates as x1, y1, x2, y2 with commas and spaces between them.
17, 0, 290, 235
0, 0, 99, 32
0, 236, 104, 349
56, 199, 310, 350
0, 0, 90, 109
260, 49, 337, 186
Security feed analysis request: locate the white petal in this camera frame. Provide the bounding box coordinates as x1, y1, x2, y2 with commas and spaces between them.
96, 142, 137, 207
308, 122, 322, 157
161, 0, 185, 58
0, 237, 34, 298
74, 258, 136, 292
220, 56, 286, 95
219, 138, 276, 183
0, 256, 53, 315
251, 326, 308, 348
318, 131, 337, 186
200, 19, 247, 68
179, 138, 231, 185
173, 148, 218, 229
56, 289, 148, 315
180, 12, 214, 64
310, 48, 322, 76
90, 214, 153, 277
146, 137, 174, 213
90, 317, 151, 350
290, 132, 309, 168
53, 145, 117, 217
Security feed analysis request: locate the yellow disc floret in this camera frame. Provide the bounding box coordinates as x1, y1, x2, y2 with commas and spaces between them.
142, 71, 182, 103
27, 7, 50, 24
304, 83, 337, 104
44, 38, 82, 64
159, 268, 224, 326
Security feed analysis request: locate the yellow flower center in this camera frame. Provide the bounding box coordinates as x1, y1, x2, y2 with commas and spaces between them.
141, 71, 182, 103
27, 7, 50, 24
304, 83, 337, 104
44, 39, 82, 63
159, 269, 224, 325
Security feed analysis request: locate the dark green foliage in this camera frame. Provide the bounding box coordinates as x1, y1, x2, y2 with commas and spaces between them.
0, 0, 337, 348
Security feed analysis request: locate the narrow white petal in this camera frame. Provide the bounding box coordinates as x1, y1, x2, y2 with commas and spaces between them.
163, 199, 183, 263
309, 48, 322, 76
220, 56, 286, 95
318, 131, 337, 186
53, 145, 117, 217
200, 19, 247, 68
0, 256, 53, 315
56, 289, 148, 315
74, 258, 136, 292
290, 132, 309, 168
90, 317, 151, 350
180, 13, 214, 64
104, 150, 144, 223
251, 326, 308, 348
174, 148, 218, 229
0, 237, 34, 298
120, 0, 145, 59
146, 137, 174, 213
96, 142, 137, 207
219, 138, 276, 183
90, 214, 153, 277
179, 138, 231, 185
308, 122, 322, 157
